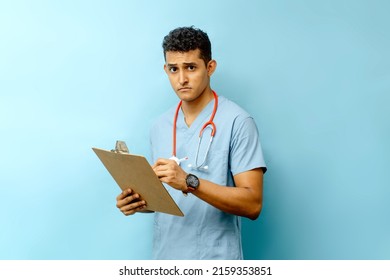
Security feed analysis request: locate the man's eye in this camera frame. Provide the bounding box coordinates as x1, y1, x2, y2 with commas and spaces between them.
169, 67, 177, 73
188, 66, 196, 71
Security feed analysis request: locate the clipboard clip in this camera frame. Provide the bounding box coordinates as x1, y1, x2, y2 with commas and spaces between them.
111, 140, 129, 154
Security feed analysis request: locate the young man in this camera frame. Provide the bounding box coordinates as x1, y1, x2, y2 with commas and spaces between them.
116, 26, 267, 259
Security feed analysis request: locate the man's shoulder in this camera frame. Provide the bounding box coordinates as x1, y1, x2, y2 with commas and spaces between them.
218, 95, 251, 118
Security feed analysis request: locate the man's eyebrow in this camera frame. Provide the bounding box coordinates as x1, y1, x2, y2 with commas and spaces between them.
166, 62, 197, 67
183, 62, 197, 66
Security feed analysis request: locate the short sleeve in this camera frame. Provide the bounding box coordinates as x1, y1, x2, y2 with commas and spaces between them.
229, 116, 267, 175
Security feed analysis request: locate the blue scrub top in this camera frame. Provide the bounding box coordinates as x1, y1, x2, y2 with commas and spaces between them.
150, 95, 266, 259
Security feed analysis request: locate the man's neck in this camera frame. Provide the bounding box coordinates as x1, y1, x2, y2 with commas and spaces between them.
181, 89, 214, 127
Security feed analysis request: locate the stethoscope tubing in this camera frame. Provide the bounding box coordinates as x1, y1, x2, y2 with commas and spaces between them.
172, 91, 218, 169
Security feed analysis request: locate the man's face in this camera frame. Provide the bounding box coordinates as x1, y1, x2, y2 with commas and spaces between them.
164, 49, 215, 103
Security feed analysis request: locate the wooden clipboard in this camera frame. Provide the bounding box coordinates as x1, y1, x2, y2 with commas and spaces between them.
92, 147, 184, 216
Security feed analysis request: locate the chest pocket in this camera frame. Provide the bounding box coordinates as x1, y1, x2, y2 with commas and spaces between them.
195, 148, 229, 186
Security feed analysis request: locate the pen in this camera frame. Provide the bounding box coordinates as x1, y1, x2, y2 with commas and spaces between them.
169, 156, 188, 166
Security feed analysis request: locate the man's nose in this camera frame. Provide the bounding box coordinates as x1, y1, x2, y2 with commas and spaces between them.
179, 71, 188, 85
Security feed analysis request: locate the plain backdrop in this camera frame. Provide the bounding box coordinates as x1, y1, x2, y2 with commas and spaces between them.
0, 0, 389, 259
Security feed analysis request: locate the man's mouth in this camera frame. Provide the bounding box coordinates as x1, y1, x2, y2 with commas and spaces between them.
178, 87, 191, 92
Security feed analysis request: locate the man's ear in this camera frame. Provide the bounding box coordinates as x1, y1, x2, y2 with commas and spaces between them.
207, 60, 217, 77
163, 64, 168, 74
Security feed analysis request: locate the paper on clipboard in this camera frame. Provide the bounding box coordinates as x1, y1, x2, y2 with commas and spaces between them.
92, 147, 184, 217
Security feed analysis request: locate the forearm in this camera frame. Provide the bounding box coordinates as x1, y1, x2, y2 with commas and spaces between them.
192, 169, 263, 220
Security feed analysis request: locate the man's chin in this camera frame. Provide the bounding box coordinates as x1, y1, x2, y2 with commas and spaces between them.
175, 91, 195, 102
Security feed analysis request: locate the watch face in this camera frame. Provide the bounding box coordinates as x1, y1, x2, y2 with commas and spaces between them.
187, 174, 199, 188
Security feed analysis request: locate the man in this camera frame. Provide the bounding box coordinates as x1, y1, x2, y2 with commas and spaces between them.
116, 26, 267, 259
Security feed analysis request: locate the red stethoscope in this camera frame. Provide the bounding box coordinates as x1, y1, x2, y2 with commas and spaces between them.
171, 91, 218, 170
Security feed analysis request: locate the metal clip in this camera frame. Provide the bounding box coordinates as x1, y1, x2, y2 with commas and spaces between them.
111, 140, 129, 154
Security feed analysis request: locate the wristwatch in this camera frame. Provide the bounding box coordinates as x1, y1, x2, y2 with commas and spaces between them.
183, 173, 200, 195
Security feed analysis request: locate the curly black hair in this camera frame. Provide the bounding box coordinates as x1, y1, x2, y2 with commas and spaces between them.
162, 26, 212, 65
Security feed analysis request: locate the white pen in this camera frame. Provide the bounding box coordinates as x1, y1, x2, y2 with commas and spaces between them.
169, 156, 189, 166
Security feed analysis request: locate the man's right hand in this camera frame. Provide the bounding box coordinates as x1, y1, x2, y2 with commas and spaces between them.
116, 188, 147, 216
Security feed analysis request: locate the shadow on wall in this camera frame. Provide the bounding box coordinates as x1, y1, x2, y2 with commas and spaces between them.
242, 169, 278, 260
242, 150, 292, 260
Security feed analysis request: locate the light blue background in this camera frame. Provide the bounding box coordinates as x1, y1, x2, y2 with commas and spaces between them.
1, 0, 389, 260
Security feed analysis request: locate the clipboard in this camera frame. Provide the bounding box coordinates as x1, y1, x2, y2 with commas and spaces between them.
92, 146, 184, 217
